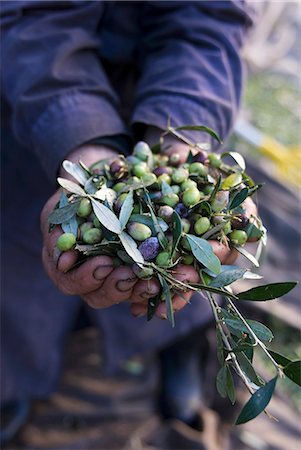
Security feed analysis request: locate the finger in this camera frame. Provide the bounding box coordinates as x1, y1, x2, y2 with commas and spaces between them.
171, 264, 200, 284
243, 196, 257, 219
130, 302, 148, 317
209, 240, 232, 264
43, 254, 115, 296
130, 278, 161, 303
223, 248, 239, 265
155, 290, 192, 319
99, 266, 138, 303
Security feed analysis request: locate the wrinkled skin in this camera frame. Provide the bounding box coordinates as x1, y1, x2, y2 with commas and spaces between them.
41, 134, 257, 319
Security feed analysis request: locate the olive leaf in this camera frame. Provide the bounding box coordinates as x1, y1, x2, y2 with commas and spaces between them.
209, 268, 247, 287
235, 350, 264, 387
171, 211, 182, 258
221, 152, 246, 172
216, 366, 228, 398
221, 309, 274, 342
235, 377, 277, 425
161, 180, 174, 195
119, 190, 134, 230
237, 282, 298, 301
283, 361, 301, 386
234, 245, 260, 267
57, 177, 86, 196
244, 222, 264, 240
228, 187, 249, 210
147, 294, 161, 321
48, 200, 80, 224
62, 160, 89, 185
158, 274, 175, 327
119, 231, 144, 265
186, 234, 221, 274
144, 192, 168, 249
268, 351, 292, 368
91, 199, 121, 234
175, 125, 222, 143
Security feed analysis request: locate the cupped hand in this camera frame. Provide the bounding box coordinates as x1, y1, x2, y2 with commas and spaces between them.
41, 145, 163, 310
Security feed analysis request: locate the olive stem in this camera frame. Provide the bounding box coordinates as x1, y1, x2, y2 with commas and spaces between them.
226, 297, 284, 377
206, 291, 255, 394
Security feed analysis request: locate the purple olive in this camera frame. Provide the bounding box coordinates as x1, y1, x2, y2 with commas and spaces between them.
193, 150, 208, 164
175, 202, 189, 218
158, 205, 174, 222
110, 159, 128, 179
138, 237, 160, 261
231, 213, 249, 230
154, 166, 173, 177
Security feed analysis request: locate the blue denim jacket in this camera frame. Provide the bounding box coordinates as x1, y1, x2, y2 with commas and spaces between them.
1, 1, 256, 402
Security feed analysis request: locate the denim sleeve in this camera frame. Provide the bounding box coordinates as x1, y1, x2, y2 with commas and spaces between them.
1, 1, 129, 181
132, 1, 257, 148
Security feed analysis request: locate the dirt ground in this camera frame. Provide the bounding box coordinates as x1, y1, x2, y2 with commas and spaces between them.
4, 327, 300, 450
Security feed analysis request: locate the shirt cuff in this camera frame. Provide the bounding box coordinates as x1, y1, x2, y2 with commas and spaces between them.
31, 92, 130, 182
131, 95, 230, 150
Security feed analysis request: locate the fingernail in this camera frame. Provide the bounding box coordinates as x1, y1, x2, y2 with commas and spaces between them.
159, 313, 167, 320
93, 265, 113, 280
132, 312, 145, 318
116, 278, 137, 292
140, 290, 158, 299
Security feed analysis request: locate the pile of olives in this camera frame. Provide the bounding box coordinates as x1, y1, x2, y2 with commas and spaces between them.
52, 138, 261, 279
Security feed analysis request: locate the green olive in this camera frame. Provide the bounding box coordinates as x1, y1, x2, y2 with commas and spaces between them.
182, 254, 194, 265
142, 173, 157, 186
182, 187, 202, 207
133, 141, 151, 161
79, 222, 93, 240
172, 168, 189, 184
56, 233, 76, 251
83, 228, 103, 244
133, 162, 148, 178
194, 217, 211, 235
160, 193, 179, 208
189, 162, 207, 177
127, 222, 152, 241
180, 236, 191, 252
208, 153, 221, 168
155, 251, 171, 267
171, 185, 181, 195
181, 179, 197, 192
229, 230, 248, 246
77, 198, 92, 218
113, 182, 127, 193
157, 173, 171, 186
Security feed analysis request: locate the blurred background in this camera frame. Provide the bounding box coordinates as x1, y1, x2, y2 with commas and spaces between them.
4, 2, 301, 449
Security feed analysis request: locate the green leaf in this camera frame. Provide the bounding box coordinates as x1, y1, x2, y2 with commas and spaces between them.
268, 351, 292, 368
57, 177, 86, 196
235, 377, 277, 425
221, 152, 246, 171
161, 180, 173, 196
119, 190, 134, 230
128, 214, 169, 233
209, 268, 247, 287
283, 361, 301, 386
244, 222, 264, 240
174, 125, 222, 143
158, 274, 175, 327
186, 234, 221, 274
58, 192, 78, 235
48, 200, 80, 224
226, 366, 236, 404
147, 294, 161, 321
228, 188, 249, 210
76, 241, 120, 256
232, 345, 264, 386
171, 211, 182, 257
117, 250, 135, 264
91, 199, 121, 234
209, 175, 222, 203
216, 366, 227, 398
119, 231, 144, 265
144, 192, 168, 249
237, 282, 298, 301
186, 149, 194, 164
62, 160, 89, 185
234, 245, 259, 267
